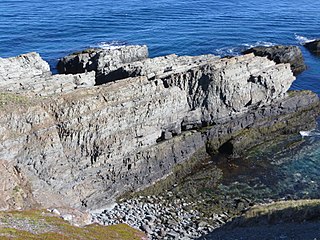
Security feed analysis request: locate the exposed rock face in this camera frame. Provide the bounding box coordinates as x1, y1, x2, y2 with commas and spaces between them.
0, 160, 39, 211
304, 39, 320, 55
0, 52, 51, 81
242, 45, 307, 76
94, 54, 219, 84
0, 47, 318, 210
57, 45, 149, 84
0, 52, 95, 96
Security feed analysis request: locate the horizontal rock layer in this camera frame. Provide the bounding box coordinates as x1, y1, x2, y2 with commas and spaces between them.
0, 46, 318, 210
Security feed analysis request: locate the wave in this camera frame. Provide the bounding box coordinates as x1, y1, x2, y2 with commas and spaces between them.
91, 40, 127, 50
299, 130, 320, 137
213, 41, 275, 57
294, 34, 315, 44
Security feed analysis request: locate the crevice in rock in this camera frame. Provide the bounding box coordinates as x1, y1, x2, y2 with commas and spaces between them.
218, 140, 234, 155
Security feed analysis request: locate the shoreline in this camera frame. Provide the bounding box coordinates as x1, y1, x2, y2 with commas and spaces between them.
0, 44, 319, 239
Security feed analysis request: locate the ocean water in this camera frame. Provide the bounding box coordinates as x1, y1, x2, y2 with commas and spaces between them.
0, 0, 320, 200
0, 0, 319, 94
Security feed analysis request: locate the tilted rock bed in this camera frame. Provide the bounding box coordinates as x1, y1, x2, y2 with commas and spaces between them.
0, 45, 319, 218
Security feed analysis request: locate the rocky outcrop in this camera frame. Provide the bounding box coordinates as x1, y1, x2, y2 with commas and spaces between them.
57, 45, 149, 84
0, 52, 51, 81
0, 160, 39, 211
0, 52, 95, 96
94, 54, 219, 84
304, 39, 320, 55
243, 45, 307, 75
0, 47, 318, 211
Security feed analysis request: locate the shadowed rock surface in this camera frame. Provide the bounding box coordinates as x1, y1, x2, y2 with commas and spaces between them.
199, 200, 320, 240
304, 39, 320, 55
57, 45, 149, 84
0, 46, 318, 211
243, 45, 307, 76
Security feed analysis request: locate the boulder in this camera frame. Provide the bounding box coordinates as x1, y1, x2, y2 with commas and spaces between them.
304, 39, 320, 55
242, 45, 307, 75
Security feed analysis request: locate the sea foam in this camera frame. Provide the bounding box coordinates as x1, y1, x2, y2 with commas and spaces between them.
214, 41, 275, 57
295, 34, 315, 44
300, 130, 320, 137
92, 41, 127, 50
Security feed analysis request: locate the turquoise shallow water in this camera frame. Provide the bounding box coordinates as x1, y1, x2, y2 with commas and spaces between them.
216, 120, 320, 202
0, 0, 320, 198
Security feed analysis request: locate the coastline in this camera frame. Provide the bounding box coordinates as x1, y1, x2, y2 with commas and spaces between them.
0, 44, 319, 239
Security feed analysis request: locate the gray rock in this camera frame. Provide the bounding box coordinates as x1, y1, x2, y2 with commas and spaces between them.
0, 52, 95, 96
243, 45, 307, 75
57, 45, 149, 84
140, 223, 152, 234
0, 49, 318, 212
0, 52, 51, 82
304, 39, 320, 55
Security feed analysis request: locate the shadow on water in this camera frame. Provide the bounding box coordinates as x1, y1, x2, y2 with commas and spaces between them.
136, 118, 320, 219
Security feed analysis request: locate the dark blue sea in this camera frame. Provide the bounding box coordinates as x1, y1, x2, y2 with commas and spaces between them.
0, 0, 320, 201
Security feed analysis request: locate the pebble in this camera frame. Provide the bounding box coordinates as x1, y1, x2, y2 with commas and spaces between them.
91, 194, 230, 239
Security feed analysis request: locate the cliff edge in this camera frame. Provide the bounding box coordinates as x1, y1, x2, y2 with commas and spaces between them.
0, 46, 318, 211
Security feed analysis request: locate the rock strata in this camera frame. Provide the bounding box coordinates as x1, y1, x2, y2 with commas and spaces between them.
243, 45, 307, 75
304, 39, 320, 55
0, 46, 318, 212
0, 52, 95, 96
57, 45, 149, 84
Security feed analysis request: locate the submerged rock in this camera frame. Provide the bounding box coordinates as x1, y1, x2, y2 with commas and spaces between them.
304, 39, 320, 55
243, 45, 307, 75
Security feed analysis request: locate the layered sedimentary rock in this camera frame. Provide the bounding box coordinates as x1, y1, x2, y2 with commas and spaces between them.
0, 47, 318, 210
243, 45, 306, 75
57, 45, 149, 84
304, 39, 320, 55
0, 52, 95, 96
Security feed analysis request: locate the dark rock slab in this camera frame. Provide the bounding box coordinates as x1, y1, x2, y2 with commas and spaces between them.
304, 39, 320, 55
243, 45, 307, 75
56, 45, 149, 83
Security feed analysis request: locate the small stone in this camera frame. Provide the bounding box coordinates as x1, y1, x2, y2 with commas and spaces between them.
140, 224, 152, 234
61, 214, 73, 222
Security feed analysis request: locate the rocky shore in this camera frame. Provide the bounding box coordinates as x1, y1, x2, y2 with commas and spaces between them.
0, 44, 319, 239
92, 194, 234, 240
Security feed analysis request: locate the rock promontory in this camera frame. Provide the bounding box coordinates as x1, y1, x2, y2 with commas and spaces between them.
304, 39, 320, 55
243, 45, 307, 75
0, 45, 318, 212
